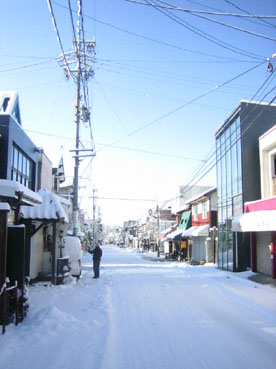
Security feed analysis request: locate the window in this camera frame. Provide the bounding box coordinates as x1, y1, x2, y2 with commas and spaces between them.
202, 201, 208, 220
11, 143, 35, 190
193, 205, 198, 221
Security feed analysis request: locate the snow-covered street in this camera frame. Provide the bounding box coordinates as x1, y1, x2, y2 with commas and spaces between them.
1, 245, 276, 369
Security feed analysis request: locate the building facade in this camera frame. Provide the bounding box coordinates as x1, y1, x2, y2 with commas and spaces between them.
215, 100, 276, 272
0, 91, 38, 191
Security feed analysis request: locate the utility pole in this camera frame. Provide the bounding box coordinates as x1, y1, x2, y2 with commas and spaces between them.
57, 1, 96, 236
156, 204, 160, 257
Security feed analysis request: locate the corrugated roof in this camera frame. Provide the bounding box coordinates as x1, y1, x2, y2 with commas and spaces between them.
21, 189, 70, 222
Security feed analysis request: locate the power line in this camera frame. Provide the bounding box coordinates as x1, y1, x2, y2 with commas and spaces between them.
127, 0, 276, 19
51, 0, 258, 62
222, 0, 276, 29
47, 0, 74, 80
1, 126, 204, 162
97, 60, 263, 94
0, 57, 58, 73
97, 60, 266, 153
143, 0, 265, 60
152, 0, 276, 42
183, 0, 276, 30
67, 0, 77, 43
94, 197, 157, 202
96, 143, 206, 162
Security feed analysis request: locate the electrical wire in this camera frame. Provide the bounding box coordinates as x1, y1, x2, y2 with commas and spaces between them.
68, 0, 77, 43
97, 59, 263, 94
97, 60, 266, 153
47, 0, 74, 80
152, 0, 276, 42
222, 0, 276, 29
51, 0, 258, 63
127, 0, 276, 19
183, 0, 276, 30
0, 57, 58, 73
144, 0, 265, 60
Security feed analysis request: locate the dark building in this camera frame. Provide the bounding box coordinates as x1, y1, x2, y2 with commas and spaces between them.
215, 100, 276, 272
0, 91, 38, 191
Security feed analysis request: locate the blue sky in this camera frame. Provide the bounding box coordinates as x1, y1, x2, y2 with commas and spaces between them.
1, 0, 276, 224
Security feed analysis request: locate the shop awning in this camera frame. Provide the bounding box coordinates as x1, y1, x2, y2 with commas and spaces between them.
160, 226, 172, 236
182, 225, 209, 237
232, 210, 276, 232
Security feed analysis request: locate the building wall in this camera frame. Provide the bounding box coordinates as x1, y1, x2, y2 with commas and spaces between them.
215, 101, 276, 272
241, 102, 276, 204
38, 152, 52, 191
256, 232, 272, 276
30, 229, 44, 280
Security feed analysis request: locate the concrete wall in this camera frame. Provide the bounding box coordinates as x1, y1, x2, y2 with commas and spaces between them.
39, 152, 52, 191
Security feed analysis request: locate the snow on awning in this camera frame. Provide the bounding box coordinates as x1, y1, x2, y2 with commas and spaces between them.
182, 225, 209, 237
232, 210, 276, 232
160, 226, 172, 236
20, 189, 70, 223
0, 179, 42, 206
166, 229, 183, 241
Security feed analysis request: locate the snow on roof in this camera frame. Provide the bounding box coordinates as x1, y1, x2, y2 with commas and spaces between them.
185, 186, 216, 205
0, 91, 18, 114
0, 90, 22, 125
0, 203, 10, 212
21, 189, 69, 222
0, 180, 42, 206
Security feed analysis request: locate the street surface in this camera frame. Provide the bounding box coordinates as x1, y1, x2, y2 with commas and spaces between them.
1, 245, 276, 369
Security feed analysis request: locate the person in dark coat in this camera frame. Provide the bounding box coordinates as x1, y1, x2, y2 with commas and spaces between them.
90, 243, 102, 279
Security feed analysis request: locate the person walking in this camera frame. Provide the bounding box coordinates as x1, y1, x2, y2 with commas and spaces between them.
90, 243, 102, 279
